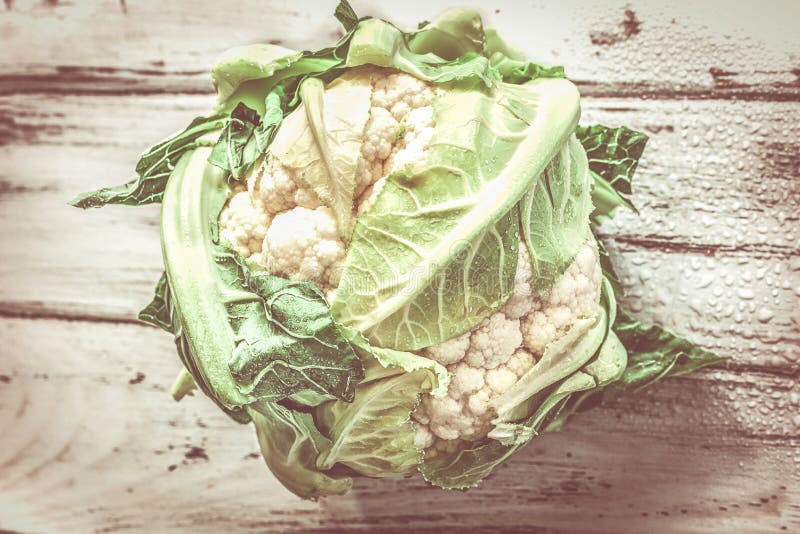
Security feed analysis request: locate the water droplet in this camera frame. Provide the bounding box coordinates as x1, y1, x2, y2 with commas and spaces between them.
756, 308, 774, 323
737, 288, 755, 300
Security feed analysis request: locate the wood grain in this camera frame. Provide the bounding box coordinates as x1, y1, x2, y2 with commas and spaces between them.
1, 1, 798, 100
1, 319, 798, 533
0, 1, 799, 532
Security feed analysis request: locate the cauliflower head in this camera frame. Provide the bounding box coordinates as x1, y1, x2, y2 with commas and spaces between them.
414, 240, 602, 454
73, 1, 722, 500
219, 67, 440, 295
218, 67, 603, 452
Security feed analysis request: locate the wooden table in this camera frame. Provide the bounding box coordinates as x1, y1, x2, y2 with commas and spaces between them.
1, 1, 798, 532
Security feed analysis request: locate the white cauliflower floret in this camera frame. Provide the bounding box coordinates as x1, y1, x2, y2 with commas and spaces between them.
412, 421, 435, 450
356, 176, 387, 216
261, 206, 346, 291
506, 348, 535, 378
385, 106, 436, 175
356, 107, 399, 194
356, 100, 437, 214
413, 240, 602, 453
422, 394, 481, 441
248, 157, 321, 215
219, 68, 439, 288
355, 70, 438, 198
465, 313, 523, 370
218, 188, 270, 259
521, 242, 602, 354
485, 367, 518, 396
448, 363, 486, 397
416, 311, 523, 443
372, 72, 436, 117
422, 331, 469, 365
466, 390, 491, 417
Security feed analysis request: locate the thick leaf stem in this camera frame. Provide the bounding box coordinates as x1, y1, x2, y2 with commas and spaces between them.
171, 367, 197, 401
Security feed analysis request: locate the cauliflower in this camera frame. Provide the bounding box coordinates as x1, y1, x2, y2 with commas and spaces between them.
218, 186, 270, 258
262, 206, 347, 290
75, 3, 723, 499
218, 67, 603, 450
413, 240, 602, 455
248, 156, 322, 215
218, 67, 439, 293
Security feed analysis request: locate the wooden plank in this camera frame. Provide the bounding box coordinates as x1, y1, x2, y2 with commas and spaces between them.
0, 318, 797, 533
0, 1, 798, 99
0, 1, 796, 532
1, 93, 797, 374
3, 94, 798, 252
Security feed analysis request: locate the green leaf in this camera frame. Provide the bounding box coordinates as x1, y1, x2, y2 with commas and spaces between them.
212, 44, 301, 107
208, 102, 262, 178
161, 148, 363, 412
248, 403, 352, 499
483, 27, 566, 84
211, 28, 355, 115
207, 92, 285, 179
495, 61, 567, 85
315, 326, 447, 477
543, 308, 726, 432
576, 124, 648, 223
315, 369, 430, 477
577, 124, 648, 198
589, 170, 637, 225
346, 18, 499, 86
227, 257, 364, 403
69, 114, 226, 208
333, 0, 359, 32
519, 134, 593, 292
407, 8, 486, 59
347, 12, 565, 87
137, 272, 171, 331
333, 78, 580, 351
269, 72, 373, 236
482, 27, 525, 60
608, 308, 728, 393
212, 40, 349, 111
342, 326, 450, 395
595, 236, 624, 296
543, 328, 627, 433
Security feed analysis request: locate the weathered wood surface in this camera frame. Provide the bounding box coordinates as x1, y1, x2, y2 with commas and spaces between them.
1, 1, 799, 532
1, 319, 798, 533
1, 0, 798, 99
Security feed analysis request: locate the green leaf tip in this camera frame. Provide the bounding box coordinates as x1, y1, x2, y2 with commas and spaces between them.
577, 124, 648, 224
70, 114, 227, 208
334, 0, 359, 32
610, 308, 728, 394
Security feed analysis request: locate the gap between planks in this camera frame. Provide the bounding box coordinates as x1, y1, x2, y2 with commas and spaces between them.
0, 71, 799, 102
